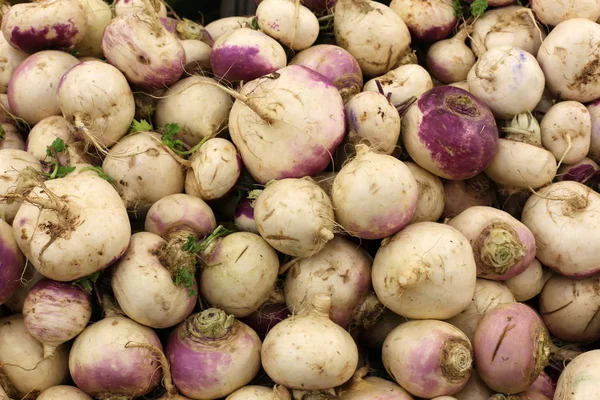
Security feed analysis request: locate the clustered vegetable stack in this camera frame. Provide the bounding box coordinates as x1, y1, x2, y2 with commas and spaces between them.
0, 0, 600, 398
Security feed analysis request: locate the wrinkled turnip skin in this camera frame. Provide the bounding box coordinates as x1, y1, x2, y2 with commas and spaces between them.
0, 218, 25, 304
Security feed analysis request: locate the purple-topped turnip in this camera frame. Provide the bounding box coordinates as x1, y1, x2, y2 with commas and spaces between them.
0, 218, 25, 305
256, 0, 319, 51
426, 27, 475, 84
114, 0, 167, 17
0, 31, 27, 93
389, 0, 458, 43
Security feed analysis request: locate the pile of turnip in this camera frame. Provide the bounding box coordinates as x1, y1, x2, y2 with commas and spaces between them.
3, 0, 600, 398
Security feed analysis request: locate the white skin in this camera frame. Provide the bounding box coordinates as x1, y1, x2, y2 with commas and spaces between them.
0, 149, 42, 223
25, 116, 90, 164
0, 32, 27, 93
256, 0, 319, 50
74, 0, 112, 58
555, 350, 600, 399
204, 16, 253, 41
181, 39, 211, 74
0, 123, 24, 150
389, 0, 456, 41
405, 162, 445, 224
114, 0, 167, 17
541, 101, 591, 165
188, 138, 240, 201
363, 64, 433, 105
504, 259, 552, 301
37, 386, 92, 400
426, 29, 476, 84
531, 0, 600, 27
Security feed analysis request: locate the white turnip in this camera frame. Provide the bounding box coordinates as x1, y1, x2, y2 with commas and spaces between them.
372, 222, 477, 319
0, 123, 23, 150
554, 350, 600, 399
540, 101, 591, 165
234, 198, 258, 233
0, 32, 27, 93
531, 0, 600, 27
336, 368, 414, 399
114, 0, 167, 17
504, 259, 552, 302
426, 28, 476, 84
25, 116, 89, 165
0, 218, 25, 305
37, 385, 92, 400
181, 39, 211, 74
204, 16, 252, 41
0, 149, 42, 223
389, 0, 457, 43
73, 0, 112, 58
226, 385, 291, 400
363, 64, 433, 106
256, 0, 319, 50
442, 174, 496, 218
405, 162, 444, 223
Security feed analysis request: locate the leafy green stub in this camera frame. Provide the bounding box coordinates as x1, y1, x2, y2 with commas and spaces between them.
174, 268, 197, 297
161, 123, 211, 157
73, 271, 101, 294
80, 166, 115, 183
453, 0, 464, 18
250, 16, 259, 30
0, 124, 5, 141
44, 138, 75, 179
130, 119, 153, 133
453, 0, 488, 18
471, 0, 488, 17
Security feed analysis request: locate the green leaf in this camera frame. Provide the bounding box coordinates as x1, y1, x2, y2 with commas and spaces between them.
55, 165, 76, 178
0, 124, 5, 141
46, 138, 68, 158
173, 268, 197, 297
80, 166, 115, 183
470, 0, 488, 17
183, 235, 202, 255
453, 0, 464, 18
130, 119, 153, 133
72, 271, 101, 295
250, 16, 259, 30
161, 123, 187, 153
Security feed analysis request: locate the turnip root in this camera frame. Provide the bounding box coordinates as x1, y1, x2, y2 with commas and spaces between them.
372, 222, 477, 319
453, 370, 494, 400
447, 206, 536, 280
556, 157, 600, 184
200, 231, 280, 317
0, 149, 42, 223
333, 0, 412, 77
554, 350, 600, 399
262, 294, 359, 390
13, 172, 131, 281
155, 76, 233, 147
473, 303, 550, 394
485, 113, 557, 190
114, 0, 167, 17
0, 314, 69, 398
401, 86, 499, 180
181, 39, 211, 74
57, 61, 135, 149
37, 385, 92, 400
0, 33, 26, 93
69, 315, 163, 398
539, 274, 600, 342
389, 0, 457, 43
470, 6, 545, 57
234, 198, 258, 233
73, 0, 112, 58
166, 308, 262, 399
101, 10, 185, 90
363, 64, 433, 106
467, 47, 545, 119
290, 44, 363, 102
445, 278, 516, 343
228, 65, 345, 183
204, 16, 252, 41
537, 18, 600, 103
186, 138, 241, 201
284, 236, 378, 328
210, 27, 287, 82
332, 145, 418, 239
521, 181, 600, 277
426, 28, 476, 84
101, 131, 185, 215
540, 101, 591, 165
531, 0, 600, 27
256, 0, 319, 51
504, 259, 551, 302
0, 123, 22, 150
8, 51, 79, 125
25, 116, 89, 165
226, 385, 291, 400
382, 320, 473, 398
1, 0, 88, 53
405, 162, 444, 223
0, 218, 25, 304
336, 368, 414, 399
442, 174, 496, 218
111, 232, 198, 328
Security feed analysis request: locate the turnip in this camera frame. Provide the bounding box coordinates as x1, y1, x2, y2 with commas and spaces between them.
114, 0, 167, 17
556, 157, 600, 184
336, 368, 414, 399
228, 65, 345, 183
284, 235, 379, 328
181, 39, 211, 74
333, 0, 412, 77
73, 0, 112, 58
155, 76, 233, 147
554, 350, 600, 399
531, 0, 600, 27
200, 231, 280, 317
540, 101, 591, 165
504, 259, 552, 302
234, 198, 259, 233
37, 386, 92, 400
0, 218, 25, 304
467, 47, 545, 119
253, 177, 335, 257
69, 315, 163, 398
331, 145, 418, 239
485, 113, 557, 190
537, 18, 600, 103
470, 6, 545, 57
256, 0, 319, 51
401, 85, 499, 180
447, 206, 535, 280
239, 303, 289, 338
521, 181, 600, 277
12, 172, 131, 281
527, 372, 555, 399
145, 193, 217, 239
445, 278, 516, 343
166, 308, 262, 399
226, 385, 291, 400
101, 131, 185, 215
25, 116, 89, 165
1, 0, 88, 53
372, 222, 477, 319
389, 0, 457, 43
0, 314, 69, 398
57, 61, 135, 149
262, 294, 359, 390
585, 99, 600, 162
539, 274, 600, 342
4, 266, 44, 313
382, 320, 473, 398
426, 28, 476, 84
204, 16, 252, 41
101, 8, 185, 91
289, 44, 363, 102
8, 51, 79, 126
0, 32, 26, 93
405, 162, 444, 223
453, 370, 494, 400
0, 123, 24, 150
0, 149, 42, 223
473, 303, 550, 394
363, 64, 433, 106
22, 279, 91, 358
442, 174, 496, 218
210, 27, 287, 82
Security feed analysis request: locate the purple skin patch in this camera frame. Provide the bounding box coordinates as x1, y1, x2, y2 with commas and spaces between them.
416, 86, 499, 180
234, 198, 254, 219
210, 45, 278, 82
160, 17, 179, 34
0, 237, 24, 304
10, 22, 80, 53
411, 20, 458, 43
563, 164, 599, 183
